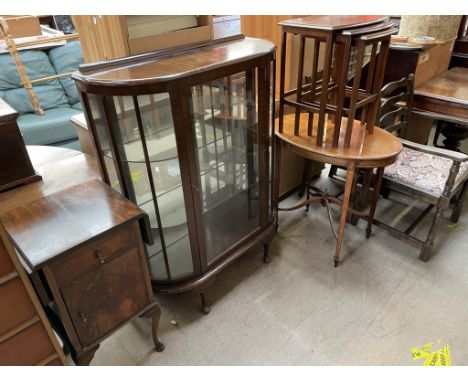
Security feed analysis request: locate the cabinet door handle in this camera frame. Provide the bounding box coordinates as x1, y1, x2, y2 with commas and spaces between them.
94, 250, 105, 264
78, 312, 87, 323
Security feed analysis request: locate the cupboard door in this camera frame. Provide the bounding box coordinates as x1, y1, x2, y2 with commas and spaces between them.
190, 69, 264, 266
60, 247, 148, 347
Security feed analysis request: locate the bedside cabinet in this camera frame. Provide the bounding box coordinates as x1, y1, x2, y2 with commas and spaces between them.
1, 179, 165, 365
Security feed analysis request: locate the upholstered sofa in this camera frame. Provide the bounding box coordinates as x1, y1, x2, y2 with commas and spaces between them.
0, 41, 84, 150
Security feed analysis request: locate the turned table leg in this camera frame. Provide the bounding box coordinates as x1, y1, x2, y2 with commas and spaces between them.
366, 167, 384, 238
334, 161, 356, 267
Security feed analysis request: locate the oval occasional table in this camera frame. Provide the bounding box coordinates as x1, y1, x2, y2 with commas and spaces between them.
275, 113, 403, 266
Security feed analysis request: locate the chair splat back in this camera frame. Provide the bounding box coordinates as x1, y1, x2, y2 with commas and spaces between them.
378, 74, 414, 139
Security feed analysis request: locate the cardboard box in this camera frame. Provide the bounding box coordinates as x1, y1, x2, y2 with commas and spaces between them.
2, 16, 41, 39
127, 16, 213, 55
414, 39, 456, 87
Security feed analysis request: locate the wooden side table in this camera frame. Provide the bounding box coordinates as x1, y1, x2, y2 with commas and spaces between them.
275, 114, 402, 266
0, 147, 165, 365
275, 16, 401, 266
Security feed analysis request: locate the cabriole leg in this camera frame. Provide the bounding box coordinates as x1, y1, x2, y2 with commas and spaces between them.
263, 242, 271, 263
200, 293, 210, 315
74, 344, 100, 366
140, 303, 165, 352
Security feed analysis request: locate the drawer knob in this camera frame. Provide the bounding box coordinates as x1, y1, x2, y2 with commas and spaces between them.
78, 312, 87, 323
94, 250, 105, 264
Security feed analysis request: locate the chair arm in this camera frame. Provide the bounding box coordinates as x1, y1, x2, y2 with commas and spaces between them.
400, 138, 468, 163
412, 109, 468, 127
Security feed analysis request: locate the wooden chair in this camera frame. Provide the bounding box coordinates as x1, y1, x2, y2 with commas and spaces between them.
371, 74, 468, 261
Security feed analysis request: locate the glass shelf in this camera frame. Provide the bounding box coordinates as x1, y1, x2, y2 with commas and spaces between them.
139, 187, 187, 229
146, 225, 189, 261
104, 157, 183, 204
148, 234, 192, 281
102, 129, 179, 163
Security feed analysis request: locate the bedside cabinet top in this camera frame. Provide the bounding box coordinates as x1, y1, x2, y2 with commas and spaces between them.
1, 179, 147, 270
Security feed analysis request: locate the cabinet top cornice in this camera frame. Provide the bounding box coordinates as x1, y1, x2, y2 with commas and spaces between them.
72, 36, 275, 89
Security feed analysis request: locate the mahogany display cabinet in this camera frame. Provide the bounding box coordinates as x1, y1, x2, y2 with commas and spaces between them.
72, 36, 277, 312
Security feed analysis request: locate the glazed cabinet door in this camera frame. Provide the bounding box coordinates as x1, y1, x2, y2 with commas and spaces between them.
188, 66, 271, 267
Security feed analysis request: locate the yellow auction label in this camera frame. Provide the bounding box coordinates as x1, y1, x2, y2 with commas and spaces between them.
447, 223, 464, 231
411, 342, 451, 366
423, 345, 451, 366
411, 343, 434, 361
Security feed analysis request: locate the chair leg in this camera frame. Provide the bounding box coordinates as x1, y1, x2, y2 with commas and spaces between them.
328, 164, 338, 178
380, 186, 390, 199
420, 160, 461, 261
334, 161, 356, 267
350, 169, 372, 226
419, 206, 444, 262
298, 159, 311, 197
433, 122, 443, 147
450, 181, 467, 223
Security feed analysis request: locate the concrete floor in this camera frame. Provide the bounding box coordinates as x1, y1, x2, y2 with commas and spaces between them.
91, 163, 468, 366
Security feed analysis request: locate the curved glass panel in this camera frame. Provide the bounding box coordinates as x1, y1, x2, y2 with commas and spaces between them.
88, 93, 194, 281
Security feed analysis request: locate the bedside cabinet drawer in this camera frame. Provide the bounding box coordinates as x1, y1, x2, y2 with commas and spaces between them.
50, 223, 139, 286
60, 246, 148, 347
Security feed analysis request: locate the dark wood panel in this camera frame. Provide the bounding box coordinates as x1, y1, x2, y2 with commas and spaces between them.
60, 247, 148, 347
0, 321, 55, 366
0, 98, 40, 192
0, 276, 36, 336
0, 240, 15, 277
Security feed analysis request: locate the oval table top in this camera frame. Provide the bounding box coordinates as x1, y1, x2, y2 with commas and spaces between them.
275, 113, 402, 168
